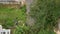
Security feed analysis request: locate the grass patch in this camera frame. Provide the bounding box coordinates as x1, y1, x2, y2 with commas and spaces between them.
0, 6, 26, 28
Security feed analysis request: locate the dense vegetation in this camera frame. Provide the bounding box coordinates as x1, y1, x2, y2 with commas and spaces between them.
29, 0, 60, 34
0, 0, 60, 34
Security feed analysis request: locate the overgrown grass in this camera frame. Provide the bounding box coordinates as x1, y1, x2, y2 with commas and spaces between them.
0, 4, 57, 34
0, 5, 27, 34
0, 5, 26, 28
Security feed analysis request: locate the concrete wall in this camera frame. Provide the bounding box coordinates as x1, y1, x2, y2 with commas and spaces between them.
0, 0, 26, 5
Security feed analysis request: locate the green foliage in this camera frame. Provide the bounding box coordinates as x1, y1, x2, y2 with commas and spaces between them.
30, 0, 60, 34
14, 25, 30, 34
38, 30, 56, 34
0, 0, 60, 34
